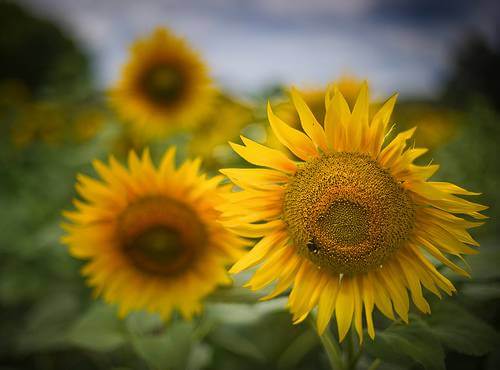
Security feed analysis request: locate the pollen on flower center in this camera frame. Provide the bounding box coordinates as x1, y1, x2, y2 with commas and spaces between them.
283, 152, 416, 275
317, 200, 369, 245
117, 196, 206, 276
141, 64, 185, 104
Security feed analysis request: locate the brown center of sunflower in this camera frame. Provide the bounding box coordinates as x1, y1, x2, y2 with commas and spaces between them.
117, 196, 206, 276
141, 64, 186, 105
283, 152, 416, 275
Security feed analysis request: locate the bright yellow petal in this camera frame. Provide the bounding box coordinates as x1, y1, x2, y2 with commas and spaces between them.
324, 88, 351, 150
290, 87, 328, 151
316, 274, 340, 334
335, 277, 354, 342
368, 93, 398, 157
267, 102, 318, 160
230, 136, 297, 173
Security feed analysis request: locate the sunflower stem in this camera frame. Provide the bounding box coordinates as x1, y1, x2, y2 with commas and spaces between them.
320, 327, 346, 370
349, 344, 363, 370
346, 329, 354, 365
308, 315, 345, 370
345, 328, 362, 370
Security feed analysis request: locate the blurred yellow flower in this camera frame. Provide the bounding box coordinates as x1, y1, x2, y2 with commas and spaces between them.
187, 94, 254, 168
335, 75, 364, 108
268, 76, 365, 152
11, 101, 65, 147
62, 148, 245, 320
109, 28, 216, 139
221, 84, 486, 342
71, 108, 105, 142
395, 103, 459, 149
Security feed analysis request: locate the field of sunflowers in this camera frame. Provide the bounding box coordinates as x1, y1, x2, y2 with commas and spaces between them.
1, 1, 500, 370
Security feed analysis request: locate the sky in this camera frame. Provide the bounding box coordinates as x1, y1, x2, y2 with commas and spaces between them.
19, 0, 500, 98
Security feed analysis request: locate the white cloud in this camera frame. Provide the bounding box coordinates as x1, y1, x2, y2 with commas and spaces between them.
17, 0, 480, 97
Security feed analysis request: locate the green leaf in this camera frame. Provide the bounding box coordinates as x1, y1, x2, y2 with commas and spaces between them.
206, 285, 263, 304
205, 298, 286, 325
461, 283, 500, 300
208, 326, 266, 362
277, 330, 318, 369
464, 248, 500, 281
424, 300, 500, 356
125, 310, 163, 336
130, 320, 195, 370
187, 342, 213, 370
16, 292, 80, 353
67, 302, 126, 352
365, 315, 445, 370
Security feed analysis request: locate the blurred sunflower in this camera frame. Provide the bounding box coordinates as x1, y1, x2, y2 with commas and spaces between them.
109, 28, 215, 139
335, 75, 364, 108
268, 76, 365, 152
395, 103, 459, 150
71, 108, 105, 142
188, 94, 254, 169
221, 84, 486, 342
11, 101, 65, 147
62, 148, 245, 319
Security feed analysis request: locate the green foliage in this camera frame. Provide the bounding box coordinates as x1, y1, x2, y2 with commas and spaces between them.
67, 303, 127, 352
464, 246, 500, 281
0, 1, 91, 95
16, 292, 81, 353
425, 300, 500, 357
365, 316, 446, 370
365, 300, 499, 369
130, 321, 195, 370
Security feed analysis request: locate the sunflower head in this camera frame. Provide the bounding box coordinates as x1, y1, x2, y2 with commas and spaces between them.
62, 148, 245, 319
221, 83, 486, 342
284, 151, 416, 275
109, 28, 216, 139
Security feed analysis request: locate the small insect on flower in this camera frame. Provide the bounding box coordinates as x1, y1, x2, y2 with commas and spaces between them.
61, 148, 246, 320
109, 28, 216, 138
220, 83, 487, 342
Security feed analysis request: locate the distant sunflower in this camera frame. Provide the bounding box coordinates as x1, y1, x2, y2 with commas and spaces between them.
188, 94, 254, 168
335, 75, 364, 108
11, 101, 65, 147
71, 108, 105, 142
395, 103, 459, 150
221, 84, 486, 342
62, 148, 245, 319
269, 77, 365, 153
109, 28, 215, 138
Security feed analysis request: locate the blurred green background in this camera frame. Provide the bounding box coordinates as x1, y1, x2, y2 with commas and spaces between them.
1, 1, 499, 369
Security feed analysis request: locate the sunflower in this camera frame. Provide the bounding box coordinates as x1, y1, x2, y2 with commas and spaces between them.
61, 148, 245, 319
220, 84, 486, 342
268, 77, 365, 153
187, 93, 254, 169
109, 28, 215, 138
335, 75, 364, 108
11, 101, 65, 147
395, 103, 459, 150
71, 108, 105, 142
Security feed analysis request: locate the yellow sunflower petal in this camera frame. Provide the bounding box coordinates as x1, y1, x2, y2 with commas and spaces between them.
230, 136, 297, 173
267, 102, 318, 160
335, 277, 355, 342
290, 87, 328, 151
